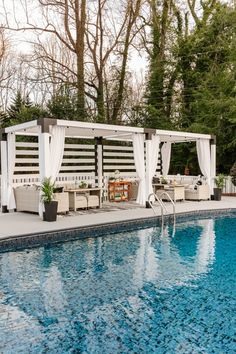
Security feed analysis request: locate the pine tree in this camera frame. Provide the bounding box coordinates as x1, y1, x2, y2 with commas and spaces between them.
24, 93, 33, 109
6, 91, 25, 125
184, 5, 236, 172
0, 110, 8, 128
4, 91, 46, 127
47, 86, 78, 120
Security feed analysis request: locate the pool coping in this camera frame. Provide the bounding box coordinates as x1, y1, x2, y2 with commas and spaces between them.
0, 207, 236, 253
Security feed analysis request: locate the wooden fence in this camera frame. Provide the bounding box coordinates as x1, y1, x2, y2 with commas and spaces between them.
12, 141, 163, 183
0, 140, 235, 199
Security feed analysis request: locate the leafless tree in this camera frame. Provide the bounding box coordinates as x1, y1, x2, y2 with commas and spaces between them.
110, 0, 142, 124
1, 0, 144, 123
2, 0, 87, 118
0, 29, 15, 109
85, 0, 129, 122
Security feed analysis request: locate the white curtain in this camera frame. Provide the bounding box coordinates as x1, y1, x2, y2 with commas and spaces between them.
146, 134, 160, 198
38, 126, 65, 217
161, 142, 171, 177
50, 126, 65, 183
196, 139, 211, 188
0, 141, 8, 208
132, 133, 146, 205
7, 132, 16, 210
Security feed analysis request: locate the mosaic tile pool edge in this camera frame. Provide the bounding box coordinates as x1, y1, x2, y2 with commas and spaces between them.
0, 208, 236, 253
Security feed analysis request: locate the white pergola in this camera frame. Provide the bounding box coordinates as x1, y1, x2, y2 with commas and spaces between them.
0, 118, 216, 212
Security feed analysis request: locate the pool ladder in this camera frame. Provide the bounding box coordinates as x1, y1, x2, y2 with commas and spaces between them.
148, 192, 176, 234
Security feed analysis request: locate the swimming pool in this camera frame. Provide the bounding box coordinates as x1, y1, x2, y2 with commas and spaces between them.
0, 214, 235, 353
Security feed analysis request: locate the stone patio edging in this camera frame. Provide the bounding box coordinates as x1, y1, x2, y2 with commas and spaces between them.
0, 208, 235, 253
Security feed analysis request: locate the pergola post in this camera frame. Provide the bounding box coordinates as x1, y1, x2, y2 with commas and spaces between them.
0, 130, 8, 213
95, 137, 103, 190
37, 118, 59, 182
145, 131, 153, 208
160, 142, 163, 176
210, 136, 216, 197
38, 129, 51, 181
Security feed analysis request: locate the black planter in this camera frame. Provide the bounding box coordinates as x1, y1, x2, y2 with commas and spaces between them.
214, 188, 222, 201
146, 201, 152, 208
43, 201, 58, 222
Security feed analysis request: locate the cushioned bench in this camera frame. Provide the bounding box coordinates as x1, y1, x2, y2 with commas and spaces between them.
68, 193, 88, 210
87, 195, 100, 208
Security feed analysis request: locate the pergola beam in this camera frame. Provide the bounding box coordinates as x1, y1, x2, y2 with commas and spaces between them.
2, 118, 212, 143
4, 120, 38, 134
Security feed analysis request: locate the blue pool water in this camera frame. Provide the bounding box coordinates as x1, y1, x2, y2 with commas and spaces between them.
0, 214, 236, 353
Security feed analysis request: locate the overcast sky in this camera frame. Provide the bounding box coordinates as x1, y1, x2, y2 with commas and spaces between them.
0, 0, 148, 75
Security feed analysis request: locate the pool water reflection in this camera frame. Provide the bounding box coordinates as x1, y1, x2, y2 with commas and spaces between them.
0, 215, 235, 353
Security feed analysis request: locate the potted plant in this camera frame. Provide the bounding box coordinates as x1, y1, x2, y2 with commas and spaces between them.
79, 181, 87, 189
161, 177, 168, 185
41, 177, 58, 222
109, 176, 115, 181
114, 169, 120, 181
214, 174, 225, 201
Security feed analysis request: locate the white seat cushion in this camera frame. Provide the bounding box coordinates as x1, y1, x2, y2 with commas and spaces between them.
87, 195, 99, 208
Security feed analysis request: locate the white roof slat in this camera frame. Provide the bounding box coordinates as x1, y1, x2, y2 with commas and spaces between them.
63, 151, 95, 156
103, 165, 136, 170
62, 158, 95, 164
60, 166, 95, 171
103, 152, 134, 157
16, 150, 39, 155
104, 159, 134, 164
103, 145, 133, 151
64, 144, 95, 149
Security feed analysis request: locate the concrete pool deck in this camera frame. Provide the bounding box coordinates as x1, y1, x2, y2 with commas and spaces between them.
0, 197, 235, 240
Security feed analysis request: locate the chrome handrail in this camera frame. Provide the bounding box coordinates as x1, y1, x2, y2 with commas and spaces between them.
158, 191, 176, 225
148, 192, 176, 236
148, 192, 167, 226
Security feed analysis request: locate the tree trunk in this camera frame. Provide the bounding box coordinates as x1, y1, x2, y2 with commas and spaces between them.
111, 24, 130, 124
75, 0, 86, 120
111, 0, 141, 124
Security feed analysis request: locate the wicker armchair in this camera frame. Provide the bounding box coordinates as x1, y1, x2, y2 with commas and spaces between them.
129, 181, 139, 200
14, 186, 69, 214
185, 184, 210, 201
